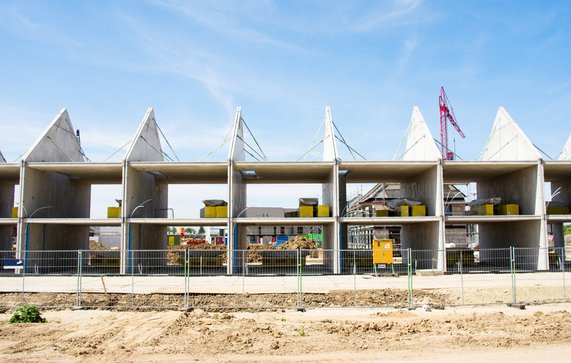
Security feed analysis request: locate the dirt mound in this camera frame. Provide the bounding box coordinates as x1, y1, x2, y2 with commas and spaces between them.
89, 240, 111, 250
278, 236, 317, 250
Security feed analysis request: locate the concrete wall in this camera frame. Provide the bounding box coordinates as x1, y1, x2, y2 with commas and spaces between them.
401, 222, 440, 268
20, 166, 90, 251
401, 222, 439, 250
479, 220, 542, 268
401, 166, 438, 216
0, 181, 15, 250
124, 166, 168, 252
478, 165, 538, 215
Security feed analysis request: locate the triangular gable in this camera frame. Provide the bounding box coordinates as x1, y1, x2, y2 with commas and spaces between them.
480, 107, 540, 161
558, 134, 571, 160
228, 107, 245, 161
23, 109, 85, 162
323, 107, 338, 161
396, 107, 440, 161
0, 150, 5, 162
125, 108, 164, 162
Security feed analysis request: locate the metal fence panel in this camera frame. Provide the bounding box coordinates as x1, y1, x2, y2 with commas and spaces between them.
0, 246, 570, 310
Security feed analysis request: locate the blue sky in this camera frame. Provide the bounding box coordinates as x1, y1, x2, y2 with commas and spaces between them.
1, 0, 571, 162
1, 0, 571, 216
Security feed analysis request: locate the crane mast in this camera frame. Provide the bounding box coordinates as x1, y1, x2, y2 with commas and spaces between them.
439, 86, 465, 160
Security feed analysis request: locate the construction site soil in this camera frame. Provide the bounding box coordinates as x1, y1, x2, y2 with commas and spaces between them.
0, 289, 449, 310
1, 303, 570, 362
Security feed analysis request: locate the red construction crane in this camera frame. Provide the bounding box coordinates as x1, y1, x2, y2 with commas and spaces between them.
439, 86, 466, 160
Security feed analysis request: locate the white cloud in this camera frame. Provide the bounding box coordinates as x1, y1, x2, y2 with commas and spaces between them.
349, 0, 425, 32
147, 0, 307, 53
0, 2, 82, 47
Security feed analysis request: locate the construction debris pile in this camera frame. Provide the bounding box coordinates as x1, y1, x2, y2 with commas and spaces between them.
277, 235, 317, 249
165, 236, 319, 265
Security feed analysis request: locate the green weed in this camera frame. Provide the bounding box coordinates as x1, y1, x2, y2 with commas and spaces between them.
9, 305, 46, 324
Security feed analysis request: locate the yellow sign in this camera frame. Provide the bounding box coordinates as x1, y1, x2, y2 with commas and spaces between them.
373, 239, 393, 264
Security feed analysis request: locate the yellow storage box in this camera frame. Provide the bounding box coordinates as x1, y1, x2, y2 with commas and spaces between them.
107, 206, 120, 218
473, 204, 494, 215
299, 205, 314, 217
317, 205, 330, 217
215, 205, 228, 218
498, 204, 519, 215
547, 206, 569, 214
205, 206, 217, 218
400, 205, 409, 217
375, 209, 389, 217
11, 207, 18, 218
411, 205, 426, 216
200, 206, 217, 218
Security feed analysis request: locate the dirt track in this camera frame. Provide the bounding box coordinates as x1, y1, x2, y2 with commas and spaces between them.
1, 304, 571, 362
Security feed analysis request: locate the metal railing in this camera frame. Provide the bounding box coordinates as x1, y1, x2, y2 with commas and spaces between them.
0, 247, 568, 310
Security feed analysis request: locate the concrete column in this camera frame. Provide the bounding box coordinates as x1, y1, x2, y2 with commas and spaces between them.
536, 160, 548, 270
228, 161, 247, 274
322, 162, 338, 273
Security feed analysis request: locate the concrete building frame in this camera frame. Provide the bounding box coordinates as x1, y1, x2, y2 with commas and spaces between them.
1, 105, 569, 273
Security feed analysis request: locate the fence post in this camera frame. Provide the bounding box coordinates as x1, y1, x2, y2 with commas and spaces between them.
297, 248, 304, 311
131, 249, 135, 307
407, 247, 413, 309
242, 250, 245, 307
459, 250, 464, 305
561, 247, 567, 302
184, 249, 188, 309
353, 250, 356, 292
510, 246, 517, 304
21, 253, 26, 306
75, 250, 82, 308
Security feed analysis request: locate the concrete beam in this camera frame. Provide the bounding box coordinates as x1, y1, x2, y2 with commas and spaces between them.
339, 161, 437, 183
26, 162, 123, 184
233, 162, 334, 183
129, 162, 228, 184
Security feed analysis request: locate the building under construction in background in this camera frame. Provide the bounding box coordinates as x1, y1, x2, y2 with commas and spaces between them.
346, 183, 471, 252
1, 103, 571, 274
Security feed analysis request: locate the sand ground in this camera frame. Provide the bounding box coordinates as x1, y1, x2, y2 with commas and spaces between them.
1, 302, 571, 362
